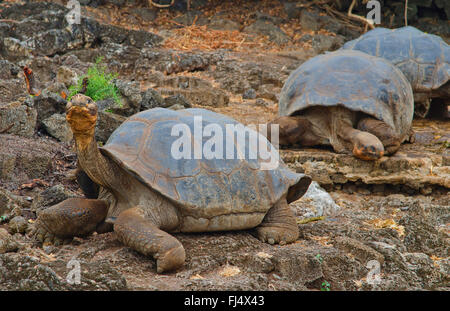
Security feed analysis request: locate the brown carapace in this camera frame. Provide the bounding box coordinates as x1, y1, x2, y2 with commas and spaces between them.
23, 66, 41, 96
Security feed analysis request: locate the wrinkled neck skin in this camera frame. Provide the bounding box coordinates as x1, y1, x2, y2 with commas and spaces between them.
73, 130, 115, 190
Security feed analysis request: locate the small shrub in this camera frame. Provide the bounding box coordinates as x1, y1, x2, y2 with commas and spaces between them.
68, 57, 122, 106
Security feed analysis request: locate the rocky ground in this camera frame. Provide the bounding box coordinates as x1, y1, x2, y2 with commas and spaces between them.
0, 0, 449, 291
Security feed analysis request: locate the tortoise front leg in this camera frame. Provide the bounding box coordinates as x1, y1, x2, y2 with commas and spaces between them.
357, 117, 403, 155
114, 207, 186, 273
256, 197, 299, 245
33, 198, 108, 245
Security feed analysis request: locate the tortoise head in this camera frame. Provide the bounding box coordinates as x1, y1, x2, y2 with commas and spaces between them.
352, 132, 384, 161
66, 94, 98, 141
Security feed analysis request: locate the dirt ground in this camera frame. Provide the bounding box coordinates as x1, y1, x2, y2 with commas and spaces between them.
0, 0, 449, 291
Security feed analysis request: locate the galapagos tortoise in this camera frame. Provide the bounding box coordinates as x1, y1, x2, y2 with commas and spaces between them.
342, 26, 450, 118
268, 50, 414, 160
33, 95, 312, 273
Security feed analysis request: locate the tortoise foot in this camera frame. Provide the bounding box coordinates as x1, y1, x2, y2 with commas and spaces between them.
114, 207, 185, 273
256, 197, 299, 245
256, 226, 298, 245
32, 198, 108, 244
155, 244, 186, 273
32, 224, 72, 246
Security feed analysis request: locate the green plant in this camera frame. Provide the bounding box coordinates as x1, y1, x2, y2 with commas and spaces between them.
68, 57, 122, 106
315, 254, 323, 264
320, 281, 331, 291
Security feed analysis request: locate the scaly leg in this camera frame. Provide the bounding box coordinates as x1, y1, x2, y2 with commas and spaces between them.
357, 117, 403, 155
256, 197, 299, 245
33, 198, 108, 245
114, 207, 186, 273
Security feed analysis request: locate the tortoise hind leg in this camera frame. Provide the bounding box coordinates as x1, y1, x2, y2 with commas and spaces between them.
114, 207, 186, 273
33, 198, 108, 245
267, 115, 313, 147
357, 117, 403, 155
256, 197, 299, 245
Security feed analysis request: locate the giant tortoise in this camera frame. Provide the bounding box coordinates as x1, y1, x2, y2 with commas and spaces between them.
33, 94, 312, 273
342, 26, 450, 118
267, 50, 414, 161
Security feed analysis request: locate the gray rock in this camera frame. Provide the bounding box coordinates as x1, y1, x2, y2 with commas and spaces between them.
2, 37, 32, 59
56, 66, 79, 88
208, 17, 241, 31
130, 8, 157, 22
399, 215, 448, 257
283, 1, 303, 19
253, 12, 284, 25
0, 189, 20, 217
0, 253, 65, 290
167, 104, 186, 111
310, 34, 345, 53
292, 181, 340, 218
42, 113, 73, 143
0, 101, 37, 137
43, 82, 69, 99
244, 20, 289, 45
0, 60, 21, 80
256, 84, 280, 101
0, 229, 18, 254
95, 110, 126, 143
96, 98, 117, 112
8, 216, 28, 234
113, 79, 142, 116
140, 88, 166, 111
165, 53, 211, 74
173, 10, 208, 26
32, 89, 67, 126
299, 10, 321, 31
242, 88, 257, 99
32, 185, 75, 212
0, 134, 57, 183
335, 236, 384, 265
25, 28, 79, 56
163, 94, 191, 108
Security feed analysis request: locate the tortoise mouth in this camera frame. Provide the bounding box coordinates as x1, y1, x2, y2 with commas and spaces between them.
66, 105, 98, 134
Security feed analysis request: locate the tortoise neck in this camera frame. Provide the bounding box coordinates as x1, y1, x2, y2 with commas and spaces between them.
75, 134, 113, 189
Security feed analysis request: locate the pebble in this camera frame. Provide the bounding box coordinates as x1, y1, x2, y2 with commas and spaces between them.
8, 216, 28, 234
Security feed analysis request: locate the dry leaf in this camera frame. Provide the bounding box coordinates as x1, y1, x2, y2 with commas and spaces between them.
219, 264, 240, 277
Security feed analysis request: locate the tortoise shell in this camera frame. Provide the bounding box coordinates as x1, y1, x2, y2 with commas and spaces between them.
342, 26, 450, 93
279, 50, 414, 138
100, 108, 310, 219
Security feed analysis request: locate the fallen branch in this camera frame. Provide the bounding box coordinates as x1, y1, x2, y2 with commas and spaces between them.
404, 0, 408, 26
149, 0, 175, 8
320, 3, 366, 32
347, 0, 375, 30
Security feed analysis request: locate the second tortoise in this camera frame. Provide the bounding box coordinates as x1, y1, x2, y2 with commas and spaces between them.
268, 50, 415, 161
